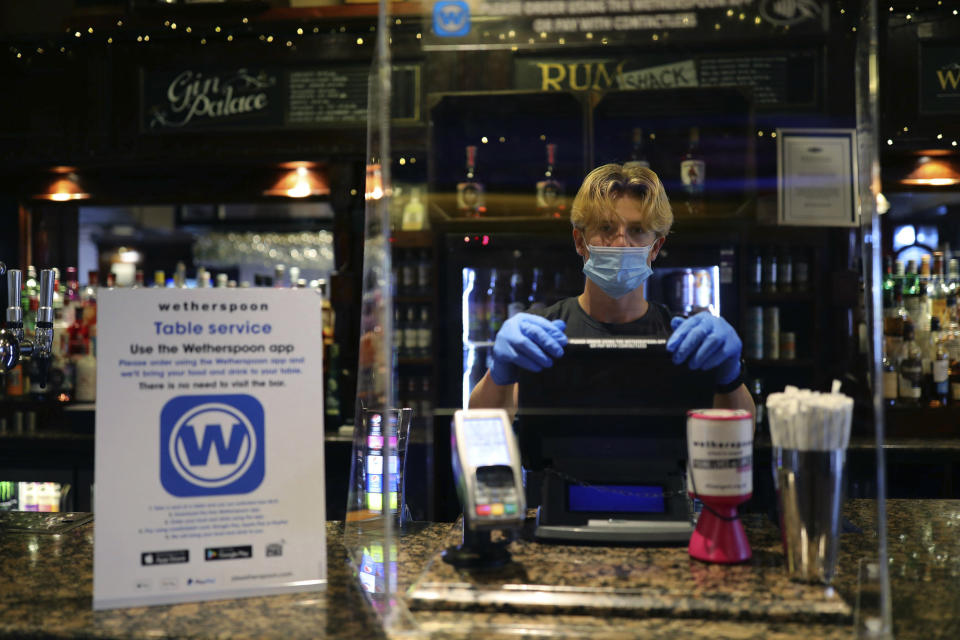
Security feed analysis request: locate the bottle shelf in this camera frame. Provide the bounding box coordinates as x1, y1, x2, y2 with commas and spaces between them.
398, 357, 434, 367
395, 295, 433, 304
745, 291, 814, 303
884, 404, 960, 438
746, 358, 816, 368
391, 230, 434, 248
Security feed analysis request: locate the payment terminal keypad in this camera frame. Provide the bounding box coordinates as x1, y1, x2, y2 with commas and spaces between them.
474, 466, 520, 519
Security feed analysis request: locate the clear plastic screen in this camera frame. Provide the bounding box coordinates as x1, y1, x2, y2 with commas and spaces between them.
366, 0, 892, 636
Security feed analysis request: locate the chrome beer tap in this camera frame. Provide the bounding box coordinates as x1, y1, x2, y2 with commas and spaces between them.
0, 262, 56, 387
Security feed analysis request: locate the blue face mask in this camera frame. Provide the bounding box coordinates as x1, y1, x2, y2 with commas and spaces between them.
583, 243, 654, 299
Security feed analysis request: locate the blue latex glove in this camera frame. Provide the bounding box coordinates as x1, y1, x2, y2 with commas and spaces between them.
667, 312, 742, 386
489, 313, 568, 386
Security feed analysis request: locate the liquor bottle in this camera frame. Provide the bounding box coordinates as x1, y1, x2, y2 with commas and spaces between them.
949, 312, 960, 405
467, 269, 488, 343
749, 251, 763, 293
624, 127, 651, 170
324, 342, 341, 428
393, 306, 405, 358
882, 255, 896, 293
920, 253, 931, 285
919, 254, 932, 335
272, 264, 286, 288
536, 143, 566, 218
794, 249, 810, 292
133, 270, 145, 288
903, 260, 924, 334
883, 289, 909, 361
174, 261, 187, 288
319, 280, 335, 347
949, 259, 960, 296
930, 252, 949, 328
507, 265, 526, 318
417, 306, 431, 358
5, 363, 24, 397
929, 317, 950, 407
64, 266, 80, 303
897, 321, 922, 405
680, 126, 705, 215
748, 377, 767, 435
153, 270, 166, 288
778, 247, 793, 293
400, 249, 416, 296
881, 345, 898, 407
68, 306, 87, 357
74, 339, 97, 403
486, 269, 507, 341
420, 375, 433, 419
456, 145, 485, 218
404, 306, 418, 359
527, 267, 546, 313
762, 252, 777, 294
416, 249, 431, 296
882, 256, 896, 318
288, 267, 301, 288
401, 187, 426, 231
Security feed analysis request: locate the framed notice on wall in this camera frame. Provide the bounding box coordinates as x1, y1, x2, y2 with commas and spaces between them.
776, 129, 858, 227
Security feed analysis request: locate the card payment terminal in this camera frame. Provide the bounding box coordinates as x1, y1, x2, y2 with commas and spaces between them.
443, 409, 526, 568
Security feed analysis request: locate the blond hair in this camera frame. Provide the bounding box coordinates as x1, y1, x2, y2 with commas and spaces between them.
570, 164, 673, 238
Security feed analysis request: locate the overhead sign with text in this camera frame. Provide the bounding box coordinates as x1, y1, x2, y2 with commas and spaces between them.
425, 0, 830, 49
514, 50, 817, 109
920, 43, 960, 114
93, 288, 327, 610
142, 65, 420, 132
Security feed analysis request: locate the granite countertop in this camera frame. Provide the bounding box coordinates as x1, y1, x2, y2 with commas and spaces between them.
399, 500, 960, 639
0, 520, 386, 640
1, 500, 959, 639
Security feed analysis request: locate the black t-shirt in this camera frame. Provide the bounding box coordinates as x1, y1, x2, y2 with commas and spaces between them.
530, 296, 673, 338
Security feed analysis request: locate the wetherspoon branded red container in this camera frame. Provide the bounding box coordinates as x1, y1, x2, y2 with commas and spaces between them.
686, 408, 754, 564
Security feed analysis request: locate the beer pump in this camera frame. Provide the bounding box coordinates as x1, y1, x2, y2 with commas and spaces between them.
0, 262, 56, 388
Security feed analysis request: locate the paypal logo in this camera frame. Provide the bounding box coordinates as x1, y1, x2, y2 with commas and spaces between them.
433, 1, 471, 38
160, 395, 264, 497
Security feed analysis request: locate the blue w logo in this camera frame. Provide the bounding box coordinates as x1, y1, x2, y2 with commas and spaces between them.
161, 395, 265, 497
178, 423, 247, 466
433, 1, 470, 37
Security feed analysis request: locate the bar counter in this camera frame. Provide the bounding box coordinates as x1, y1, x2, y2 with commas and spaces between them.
1, 500, 958, 639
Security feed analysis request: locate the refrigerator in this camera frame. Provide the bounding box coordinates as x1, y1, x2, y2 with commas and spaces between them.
435, 226, 739, 411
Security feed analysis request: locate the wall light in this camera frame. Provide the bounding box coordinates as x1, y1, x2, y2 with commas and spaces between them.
263, 162, 330, 198
365, 163, 384, 200
901, 153, 960, 187
34, 167, 90, 201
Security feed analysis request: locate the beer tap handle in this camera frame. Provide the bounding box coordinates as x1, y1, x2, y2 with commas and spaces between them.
32, 269, 56, 388
38, 269, 55, 326
6, 269, 23, 334
1, 268, 23, 371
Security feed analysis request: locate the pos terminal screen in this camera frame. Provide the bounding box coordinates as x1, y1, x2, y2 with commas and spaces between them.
462, 417, 511, 467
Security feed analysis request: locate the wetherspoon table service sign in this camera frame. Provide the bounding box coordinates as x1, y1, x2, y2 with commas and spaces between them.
93, 288, 327, 609
686, 408, 753, 564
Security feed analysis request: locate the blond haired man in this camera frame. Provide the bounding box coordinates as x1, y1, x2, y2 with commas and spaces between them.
469, 164, 755, 417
